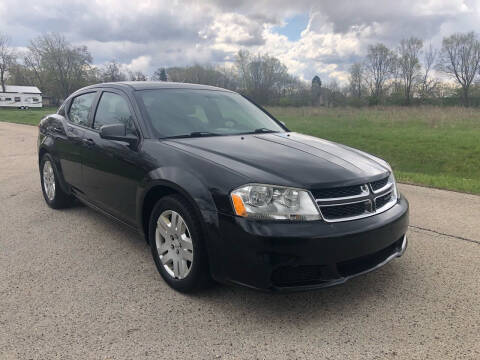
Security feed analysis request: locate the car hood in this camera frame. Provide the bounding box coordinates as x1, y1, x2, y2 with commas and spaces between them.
165, 132, 390, 189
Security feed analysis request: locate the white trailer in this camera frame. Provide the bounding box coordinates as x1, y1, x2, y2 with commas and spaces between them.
0, 85, 42, 108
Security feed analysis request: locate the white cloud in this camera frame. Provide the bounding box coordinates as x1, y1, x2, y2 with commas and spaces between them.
124, 55, 152, 73
201, 12, 266, 47
1, 0, 480, 84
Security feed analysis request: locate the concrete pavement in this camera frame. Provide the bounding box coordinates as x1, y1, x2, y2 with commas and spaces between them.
1, 122, 479, 359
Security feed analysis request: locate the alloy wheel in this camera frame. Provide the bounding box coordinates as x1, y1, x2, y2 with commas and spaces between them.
43, 160, 56, 201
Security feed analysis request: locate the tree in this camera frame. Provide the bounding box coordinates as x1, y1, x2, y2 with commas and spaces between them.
349, 63, 363, 98
235, 50, 250, 92
439, 32, 480, 106
365, 43, 396, 103
234, 50, 289, 104
419, 43, 438, 101
7, 63, 32, 86
26, 33, 93, 103
153, 67, 168, 81
166, 64, 234, 89
101, 60, 126, 82
215, 65, 239, 91
397, 37, 423, 104
0, 33, 16, 92
323, 80, 346, 107
128, 70, 147, 81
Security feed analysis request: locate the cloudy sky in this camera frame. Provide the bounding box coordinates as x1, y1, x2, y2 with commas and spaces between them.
1, 0, 479, 83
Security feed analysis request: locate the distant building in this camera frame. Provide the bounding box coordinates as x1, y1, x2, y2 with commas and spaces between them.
311, 76, 323, 106
0, 85, 42, 108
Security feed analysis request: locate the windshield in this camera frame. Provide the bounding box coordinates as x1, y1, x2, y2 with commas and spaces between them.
136, 89, 285, 138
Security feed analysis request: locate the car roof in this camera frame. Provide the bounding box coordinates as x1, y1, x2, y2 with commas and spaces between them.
82, 81, 234, 93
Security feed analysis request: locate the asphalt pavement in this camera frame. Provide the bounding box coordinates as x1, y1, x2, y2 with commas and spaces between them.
1, 122, 479, 359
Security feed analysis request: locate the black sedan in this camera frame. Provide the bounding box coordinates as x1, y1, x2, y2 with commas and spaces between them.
38, 81, 408, 292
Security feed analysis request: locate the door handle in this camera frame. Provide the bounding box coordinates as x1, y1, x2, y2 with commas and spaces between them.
82, 138, 95, 146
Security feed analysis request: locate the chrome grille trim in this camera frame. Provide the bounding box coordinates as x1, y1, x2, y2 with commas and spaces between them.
374, 189, 397, 213
317, 198, 370, 207
315, 185, 370, 202
314, 175, 397, 223
372, 182, 393, 194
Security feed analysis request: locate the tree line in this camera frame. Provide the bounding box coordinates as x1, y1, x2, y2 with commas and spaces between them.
350, 34, 480, 107
1, 31, 480, 107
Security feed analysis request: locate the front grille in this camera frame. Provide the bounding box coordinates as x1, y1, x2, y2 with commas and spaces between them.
320, 201, 370, 220
313, 175, 396, 222
371, 176, 389, 191
375, 192, 392, 209
271, 236, 405, 287
271, 265, 329, 286
311, 185, 363, 199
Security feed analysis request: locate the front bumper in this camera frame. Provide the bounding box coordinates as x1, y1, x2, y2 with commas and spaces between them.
207, 196, 409, 291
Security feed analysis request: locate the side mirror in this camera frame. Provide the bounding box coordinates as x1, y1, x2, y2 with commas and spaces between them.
100, 123, 138, 147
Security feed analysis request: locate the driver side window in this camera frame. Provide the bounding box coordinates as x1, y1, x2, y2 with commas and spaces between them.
93, 92, 136, 134
68, 92, 96, 126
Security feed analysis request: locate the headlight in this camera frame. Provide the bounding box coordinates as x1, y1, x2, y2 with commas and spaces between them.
230, 184, 321, 221
373, 157, 399, 200
389, 172, 400, 200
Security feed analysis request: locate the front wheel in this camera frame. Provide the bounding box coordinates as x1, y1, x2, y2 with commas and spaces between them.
149, 195, 211, 293
40, 153, 74, 209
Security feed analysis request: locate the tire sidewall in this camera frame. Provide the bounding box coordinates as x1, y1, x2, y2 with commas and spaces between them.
40, 154, 57, 207
40, 153, 73, 209
149, 195, 208, 292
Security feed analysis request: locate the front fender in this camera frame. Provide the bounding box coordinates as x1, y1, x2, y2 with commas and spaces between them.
136, 167, 222, 274
136, 166, 219, 232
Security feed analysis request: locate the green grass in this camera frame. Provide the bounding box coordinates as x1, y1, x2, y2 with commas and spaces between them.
268, 106, 480, 195
0, 107, 55, 125
1, 106, 480, 195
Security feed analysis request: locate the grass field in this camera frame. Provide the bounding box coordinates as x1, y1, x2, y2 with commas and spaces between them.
1, 105, 480, 194
0, 107, 55, 125
269, 106, 480, 195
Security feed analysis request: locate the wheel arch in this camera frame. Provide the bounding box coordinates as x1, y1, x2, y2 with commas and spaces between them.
38, 146, 48, 167
38, 143, 71, 195
139, 180, 212, 245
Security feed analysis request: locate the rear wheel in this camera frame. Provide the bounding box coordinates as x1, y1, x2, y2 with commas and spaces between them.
40, 153, 74, 209
149, 195, 211, 292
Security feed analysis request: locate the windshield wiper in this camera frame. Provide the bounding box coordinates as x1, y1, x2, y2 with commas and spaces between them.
252, 128, 279, 134
161, 131, 220, 139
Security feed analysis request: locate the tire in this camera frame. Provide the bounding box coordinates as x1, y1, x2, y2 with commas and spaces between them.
40, 153, 74, 209
149, 194, 211, 293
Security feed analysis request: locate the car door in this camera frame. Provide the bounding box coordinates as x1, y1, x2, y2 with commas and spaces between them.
81, 89, 145, 225
55, 91, 97, 192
